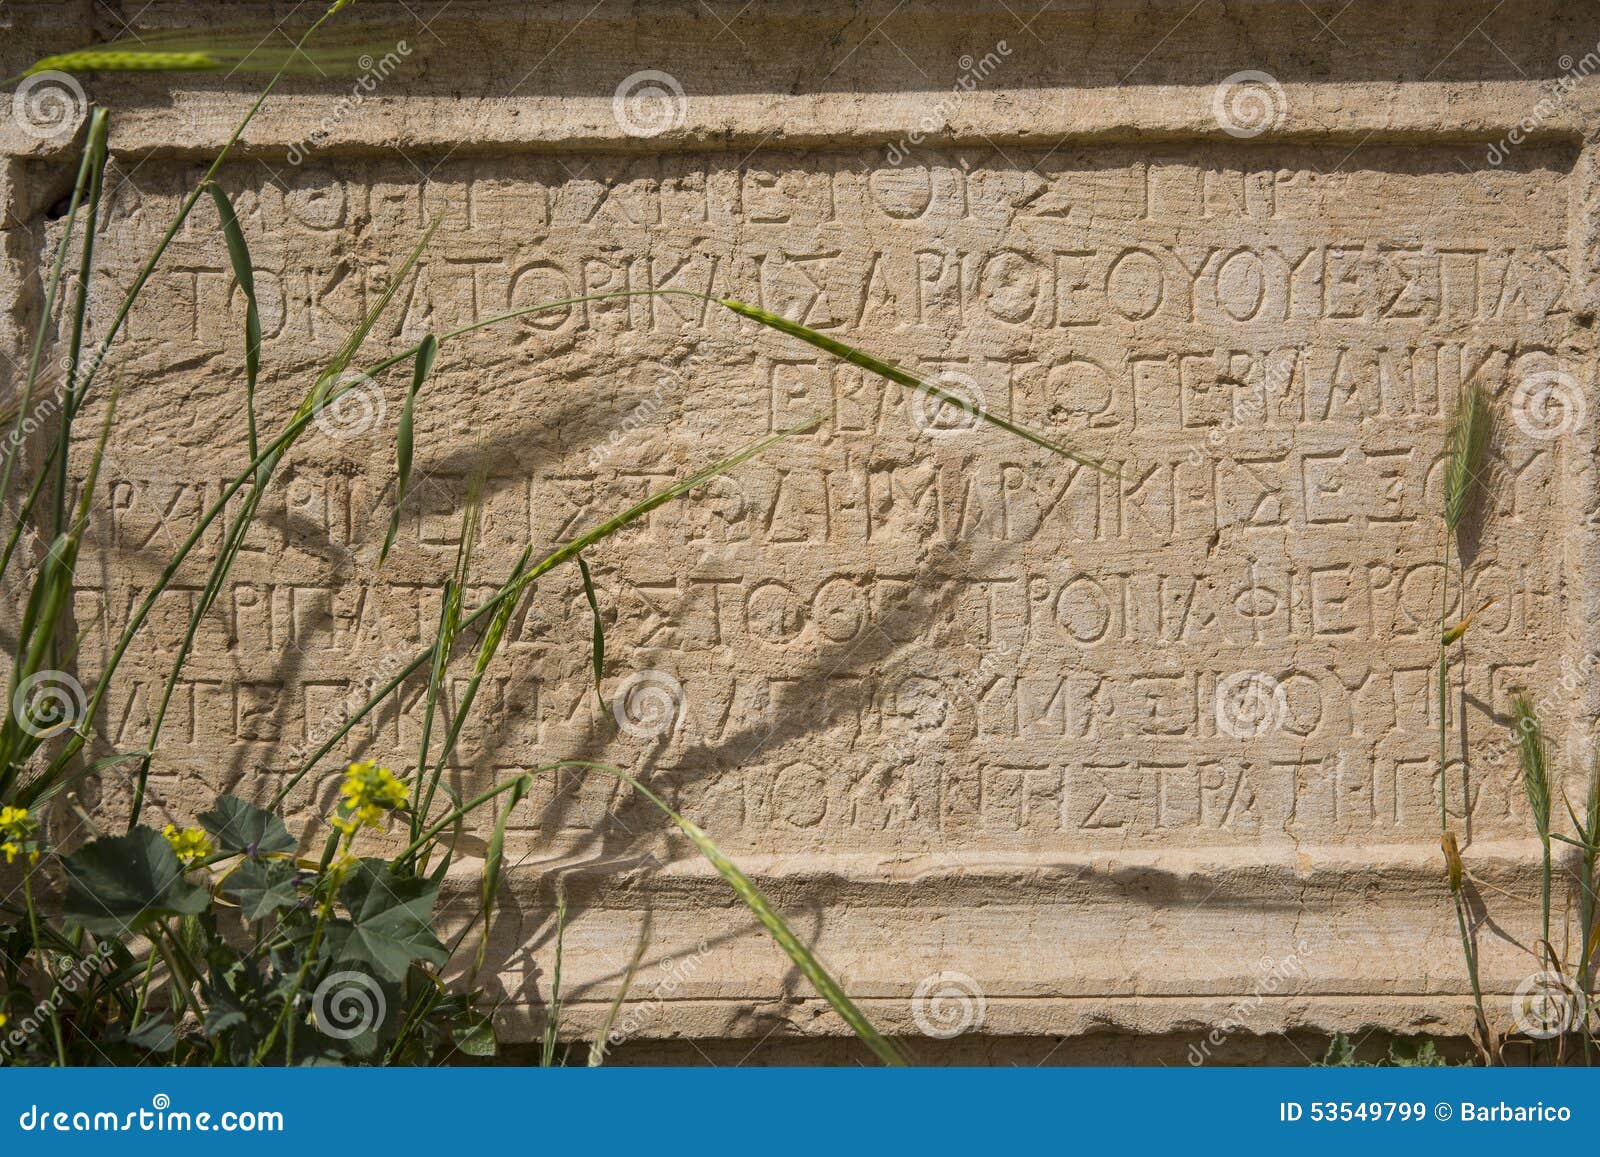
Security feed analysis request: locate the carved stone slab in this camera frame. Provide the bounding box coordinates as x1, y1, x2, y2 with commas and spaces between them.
3, 0, 1599, 1060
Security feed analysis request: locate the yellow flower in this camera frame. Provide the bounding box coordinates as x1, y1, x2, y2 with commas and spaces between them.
163, 825, 213, 867
0, 1011, 7, 1029
331, 760, 409, 834
1, 807, 41, 864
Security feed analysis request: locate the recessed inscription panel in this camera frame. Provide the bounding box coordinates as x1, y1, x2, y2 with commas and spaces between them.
62, 143, 1578, 856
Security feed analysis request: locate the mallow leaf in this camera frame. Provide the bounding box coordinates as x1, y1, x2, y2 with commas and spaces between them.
324, 860, 447, 982
198, 794, 295, 857
62, 828, 209, 935
221, 859, 301, 922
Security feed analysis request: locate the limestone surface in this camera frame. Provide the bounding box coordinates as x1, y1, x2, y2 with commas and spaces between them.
3, 0, 1599, 1060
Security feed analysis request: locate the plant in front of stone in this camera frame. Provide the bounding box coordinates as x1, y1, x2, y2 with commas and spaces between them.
4, 771, 482, 1065
1435, 384, 1494, 1060
0, 2, 1109, 1066
1434, 392, 1600, 1064
1497, 696, 1600, 1063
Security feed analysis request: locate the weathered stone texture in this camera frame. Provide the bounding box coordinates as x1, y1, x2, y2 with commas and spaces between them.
4, 0, 1600, 1060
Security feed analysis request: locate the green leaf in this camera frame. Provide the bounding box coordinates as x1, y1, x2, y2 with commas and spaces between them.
202, 1003, 248, 1040
127, 1016, 176, 1053
548, 761, 904, 1066
272, 418, 821, 808
452, 1009, 497, 1057
221, 859, 301, 921
61, 828, 209, 935
576, 553, 605, 708
382, 333, 437, 563
717, 297, 1111, 474
1320, 1032, 1358, 1067
307, 216, 441, 418
473, 774, 531, 982
206, 181, 260, 461
198, 794, 296, 857
325, 860, 448, 982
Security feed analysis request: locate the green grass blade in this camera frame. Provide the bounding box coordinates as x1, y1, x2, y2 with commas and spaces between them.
62, 4, 358, 415
576, 554, 605, 709
472, 773, 532, 986
413, 487, 480, 842
542, 893, 567, 1067
716, 296, 1111, 475
589, 914, 650, 1066
12, 29, 386, 84
26, 295, 712, 800
0, 109, 105, 554
205, 182, 261, 460
127, 224, 441, 825
382, 334, 437, 563
2, 389, 117, 798
307, 216, 442, 420
554, 761, 903, 1065
269, 417, 822, 807
422, 546, 535, 878
37, 223, 440, 803
1512, 690, 1555, 956
52, 109, 110, 543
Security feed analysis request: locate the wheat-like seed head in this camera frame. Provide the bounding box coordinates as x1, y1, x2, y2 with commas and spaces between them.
27, 51, 222, 75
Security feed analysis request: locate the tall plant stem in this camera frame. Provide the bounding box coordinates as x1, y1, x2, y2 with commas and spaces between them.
22, 871, 68, 1066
